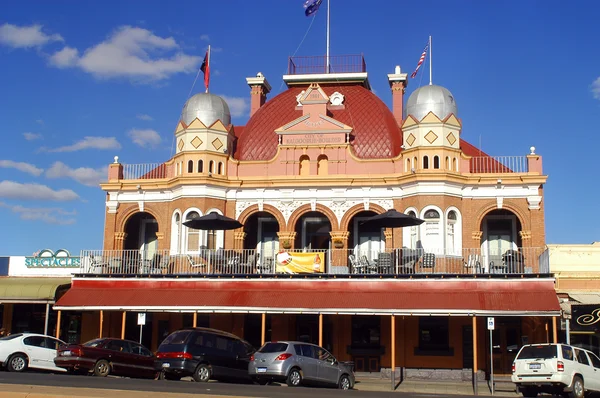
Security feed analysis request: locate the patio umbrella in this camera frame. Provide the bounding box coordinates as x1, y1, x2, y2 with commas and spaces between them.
183, 212, 243, 230
360, 209, 424, 246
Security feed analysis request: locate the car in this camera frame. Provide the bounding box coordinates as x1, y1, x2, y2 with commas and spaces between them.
511, 343, 600, 398
0, 333, 67, 373
248, 341, 354, 390
54, 337, 156, 379
156, 327, 255, 382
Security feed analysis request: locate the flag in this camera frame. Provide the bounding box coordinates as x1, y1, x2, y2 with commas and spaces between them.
304, 0, 323, 16
410, 42, 429, 78
200, 49, 210, 91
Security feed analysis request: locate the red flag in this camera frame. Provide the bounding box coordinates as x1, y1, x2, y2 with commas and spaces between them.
200, 50, 210, 91
410, 42, 429, 79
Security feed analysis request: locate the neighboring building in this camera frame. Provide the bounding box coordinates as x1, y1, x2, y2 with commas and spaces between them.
55, 55, 559, 381
547, 242, 600, 355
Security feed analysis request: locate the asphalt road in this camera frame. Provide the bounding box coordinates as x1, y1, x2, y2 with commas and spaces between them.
0, 371, 479, 398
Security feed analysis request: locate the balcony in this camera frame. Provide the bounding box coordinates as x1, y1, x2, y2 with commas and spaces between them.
122, 163, 173, 180
287, 54, 367, 75
79, 247, 548, 277
469, 156, 529, 173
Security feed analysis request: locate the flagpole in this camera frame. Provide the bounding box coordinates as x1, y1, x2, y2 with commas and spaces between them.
206, 44, 211, 93
326, 0, 330, 73
429, 35, 432, 86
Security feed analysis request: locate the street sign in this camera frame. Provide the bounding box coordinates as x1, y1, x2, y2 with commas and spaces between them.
137, 313, 146, 326
487, 317, 495, 330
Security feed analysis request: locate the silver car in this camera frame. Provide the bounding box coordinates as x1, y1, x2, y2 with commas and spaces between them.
248, 341, 354, 390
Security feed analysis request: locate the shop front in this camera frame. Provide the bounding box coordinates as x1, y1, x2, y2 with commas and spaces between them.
570, 303, 600, 356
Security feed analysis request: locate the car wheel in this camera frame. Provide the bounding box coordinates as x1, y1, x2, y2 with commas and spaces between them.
286, 368, 302, 387
93, 359, 111, 377
568, 376, 584, 398
338, 374, 351, 390
193, 364, 211, 382
521, 387, 538, 397
7, 354, 28, 372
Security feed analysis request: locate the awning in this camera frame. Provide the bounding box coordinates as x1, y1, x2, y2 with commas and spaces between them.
0, 277, 72, 304
569, 293, 600, 305
55, 278, 561, 316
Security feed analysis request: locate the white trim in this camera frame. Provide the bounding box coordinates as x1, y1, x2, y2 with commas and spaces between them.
420, 205, 444, 251
170, 209, 182, 255
403, 207, 419, 249
444, 207, 462, 256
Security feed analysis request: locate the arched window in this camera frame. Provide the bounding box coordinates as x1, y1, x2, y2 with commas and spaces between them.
445, 156, 450, 170
406, 158, 411, 172
185, 211, 201, 252
176, 162, 180, 176
446, 210, 460, 256
218, 162, 223, 175
198, 160, 203, 173
209, 161, 214, 174
187, 160, 193, 173
434, 156, 440, 169
453, 157, 458, 172
413, 157, 418, 171
299, 155, 310, 176
423, 156, 429, 169
317, 155, 328, 176
170, 212, 181, 254
421, 208, 441, 251
408, 210, 418, 249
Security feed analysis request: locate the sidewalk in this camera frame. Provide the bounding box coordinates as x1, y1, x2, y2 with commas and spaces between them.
356, 377, 519, 396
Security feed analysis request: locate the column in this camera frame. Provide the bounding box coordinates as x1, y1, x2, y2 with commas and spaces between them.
55, 311, 62, 340
193, 312, 198, 328
261, 313, 266, 346
121, 311, 126, 339
552, 317, 558, 343
318, 314, 323, 347
99, 311, 104, 338
114, 232, 127, 252
44, 303, 50, 335
329, 231, 349, 271
234, 231, 246, 251
277, 232, 297, 251
472, 316, 478, 395
391, 315, 396, 390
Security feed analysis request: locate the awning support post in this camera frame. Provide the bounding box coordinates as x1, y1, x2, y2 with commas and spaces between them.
391, 314, 396, 391
318, 313, 323, 347
55, 310, 62, 340
473, 316, 478, 395
261, 313, 266, 346
552, 316, 558, 343
121, 311, 126, 339
44, 303, 50, 335
193, 312, 197, 328
99, 310, 104, 338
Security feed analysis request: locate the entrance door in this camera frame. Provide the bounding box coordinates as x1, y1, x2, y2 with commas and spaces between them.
140, 219, 158, 261
491, 319, 521, 375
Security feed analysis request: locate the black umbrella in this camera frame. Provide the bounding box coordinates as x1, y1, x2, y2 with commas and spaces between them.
183, 212, 243, 230
360, 209, 424, 247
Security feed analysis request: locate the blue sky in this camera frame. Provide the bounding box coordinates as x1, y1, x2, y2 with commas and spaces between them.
0, 0, 599, 255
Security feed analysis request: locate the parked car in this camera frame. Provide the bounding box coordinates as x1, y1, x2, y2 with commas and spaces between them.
156, 327, 255, 382
0, 333, 66, 373
248, 341, 354, 390
511, 343, 600, 398
54, 337, 156, 378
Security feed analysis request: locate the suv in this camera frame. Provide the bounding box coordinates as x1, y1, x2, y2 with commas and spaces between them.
511, 343, 600, 397
156, 327, 255, 382
248, 341, 354, 390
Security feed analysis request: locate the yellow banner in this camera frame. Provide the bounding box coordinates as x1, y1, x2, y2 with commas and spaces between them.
276, 251, 325, 274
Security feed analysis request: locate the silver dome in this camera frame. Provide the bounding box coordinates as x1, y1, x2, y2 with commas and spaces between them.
181, 93, 231, 126
405, 84, 458, 121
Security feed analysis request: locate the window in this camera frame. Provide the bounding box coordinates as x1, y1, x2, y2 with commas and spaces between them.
198, 160, 203, 173
351, 316, 380, 347
517, 344, 557, 359
132, 344, 153, 357
317, 155, 328, 176
433, 156, 440, 169
453, 157, 458, 171
562, 345, 574, 361
445, 210, 460, 256
299, 155, 310, 176
83, 339, 105, 348
403, 210, 418, 249
187, 160, 193, 173
186, 211, 201, 252
575, 349, 590, 365
416, 317, 452, 355
106, 340, 131, 353
209, 160, 214, 174
218, 162, 223, 175
422, 209, 441, 250
406, 158, 411, 172
301, 344, 314, 358
23, 336, 45, 348
413, 157, 417, 170
171, 212, 181, 254
589, 352, 600, 368
445, 156, 450, 170
259, 342, 288, 353
423, 156, 429, 169
45, 338, 62, 350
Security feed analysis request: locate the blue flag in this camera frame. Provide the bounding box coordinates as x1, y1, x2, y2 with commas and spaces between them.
304, 0, 323, 16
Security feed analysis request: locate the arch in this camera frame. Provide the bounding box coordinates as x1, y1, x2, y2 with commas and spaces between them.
406, 158, 411, 172
317, 155, 328, 176
444, 206, 463, 256
339, 202, 386, 231
413, 157, 417, 170
474, 202, 528, 233
117, 204, 163, 234
187, 160, 193, 173
299, 155, 310, 176
198, 159, 203, 173
433, 155, 440, 169
288, 203, 339, 231
453, 157, 458, 171
238, 204, 286, 230
170, 209, 182, 254
445, 156, 450, 170
209, 160, 215, 174
176, 161, 180, 175
423, 156, 429, 169
218, 162, 224, 175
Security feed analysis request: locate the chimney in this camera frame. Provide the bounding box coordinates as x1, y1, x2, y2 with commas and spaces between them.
387, 65, 408, 127
246, 72, 271, 117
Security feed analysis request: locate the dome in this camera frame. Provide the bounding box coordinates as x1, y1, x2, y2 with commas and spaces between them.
181, 93, 231, 127
235, 85, 402, 161
405, 84, 457, 121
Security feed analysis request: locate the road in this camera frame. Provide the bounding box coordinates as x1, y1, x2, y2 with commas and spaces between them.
0, 371, 479, 397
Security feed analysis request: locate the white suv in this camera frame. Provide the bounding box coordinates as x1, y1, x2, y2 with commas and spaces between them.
511, 343, 600, 398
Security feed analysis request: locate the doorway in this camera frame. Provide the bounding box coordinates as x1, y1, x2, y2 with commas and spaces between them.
491, 318, 521, 375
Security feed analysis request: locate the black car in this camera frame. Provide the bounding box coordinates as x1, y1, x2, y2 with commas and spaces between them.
156, 327, 255, 382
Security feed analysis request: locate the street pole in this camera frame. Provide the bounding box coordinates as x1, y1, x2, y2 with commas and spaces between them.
490, 329, 494, 395
139, 324, 143, 344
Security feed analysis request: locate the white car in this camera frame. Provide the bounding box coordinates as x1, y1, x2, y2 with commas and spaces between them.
0, 333, 67, 373
511, 343, 600, 398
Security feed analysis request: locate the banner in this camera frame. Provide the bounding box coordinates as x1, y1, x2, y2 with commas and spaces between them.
276, 251, 325, 274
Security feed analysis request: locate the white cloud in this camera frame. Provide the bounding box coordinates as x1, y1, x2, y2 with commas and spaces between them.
0, 23, 63, 48
42, 136, 121, 152
0, 201, 76, 225
35, 119, 44, 126
45, 162, 107, 187
200, 34, 210, 42
127, 129, 162, 148
220, 95, 249, 118
49, 26, 201, 82
0, 160, 44, 176
136, 113, 153, 121
0, 180, 79, 201
592, 77, 600, 100
23, 132, 42, 141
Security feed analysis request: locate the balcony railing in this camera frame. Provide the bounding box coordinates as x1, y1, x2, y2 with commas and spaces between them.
122, 163, 172, 180
469, 156, 528, 173
79, 247, 547, 277
287, 54, 366, 75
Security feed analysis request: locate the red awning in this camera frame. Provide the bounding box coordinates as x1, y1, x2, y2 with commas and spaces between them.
54, 278, 560, 316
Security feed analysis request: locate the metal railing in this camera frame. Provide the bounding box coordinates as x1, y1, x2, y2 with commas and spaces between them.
288, 54, 366, 75
469, 156, 528, 173
79, 247, 546, 276
122, 163, 172, 180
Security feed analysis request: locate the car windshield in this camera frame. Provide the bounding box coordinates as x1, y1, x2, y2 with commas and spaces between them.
0, 334, 22, 341
259, 342, 289, 353
162, 331, 191, 345
83, 339, 105, 348
517, 345, 557, 360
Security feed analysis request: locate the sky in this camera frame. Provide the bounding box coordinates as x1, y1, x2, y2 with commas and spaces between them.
0, 0, 599, 255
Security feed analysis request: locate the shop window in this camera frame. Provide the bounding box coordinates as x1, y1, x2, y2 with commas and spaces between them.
187, 160, 193, 173
434, 156, 440, 169
415, 317, 453, 356
198, 160, 203, 173
351, 316, 380, 347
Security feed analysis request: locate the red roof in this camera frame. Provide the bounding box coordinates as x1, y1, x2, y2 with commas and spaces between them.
235, 84, 403, 161
55, 278, 559, 316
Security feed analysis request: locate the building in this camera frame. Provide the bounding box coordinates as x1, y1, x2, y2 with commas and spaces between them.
55, 55, 560, 381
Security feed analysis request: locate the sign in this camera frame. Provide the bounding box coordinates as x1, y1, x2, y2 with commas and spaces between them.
276, 251, 325, 274
282, 133, 346, 146
25, 249, 81, 268
571, 305, 600, 332
137, 313, 146, 326
487, 317, 495, 330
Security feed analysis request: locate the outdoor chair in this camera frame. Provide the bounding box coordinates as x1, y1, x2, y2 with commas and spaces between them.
88, 255, 108, 273
399, 248, 421, 274
150, 254, 170, 274
359, 255, 378, 274
348, 254, 363, 274
187, 254, 208, 273
421, 253, 436, 272
255, 253, 272, 274
377, 252, 393, 274
464, 254, 482, 274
